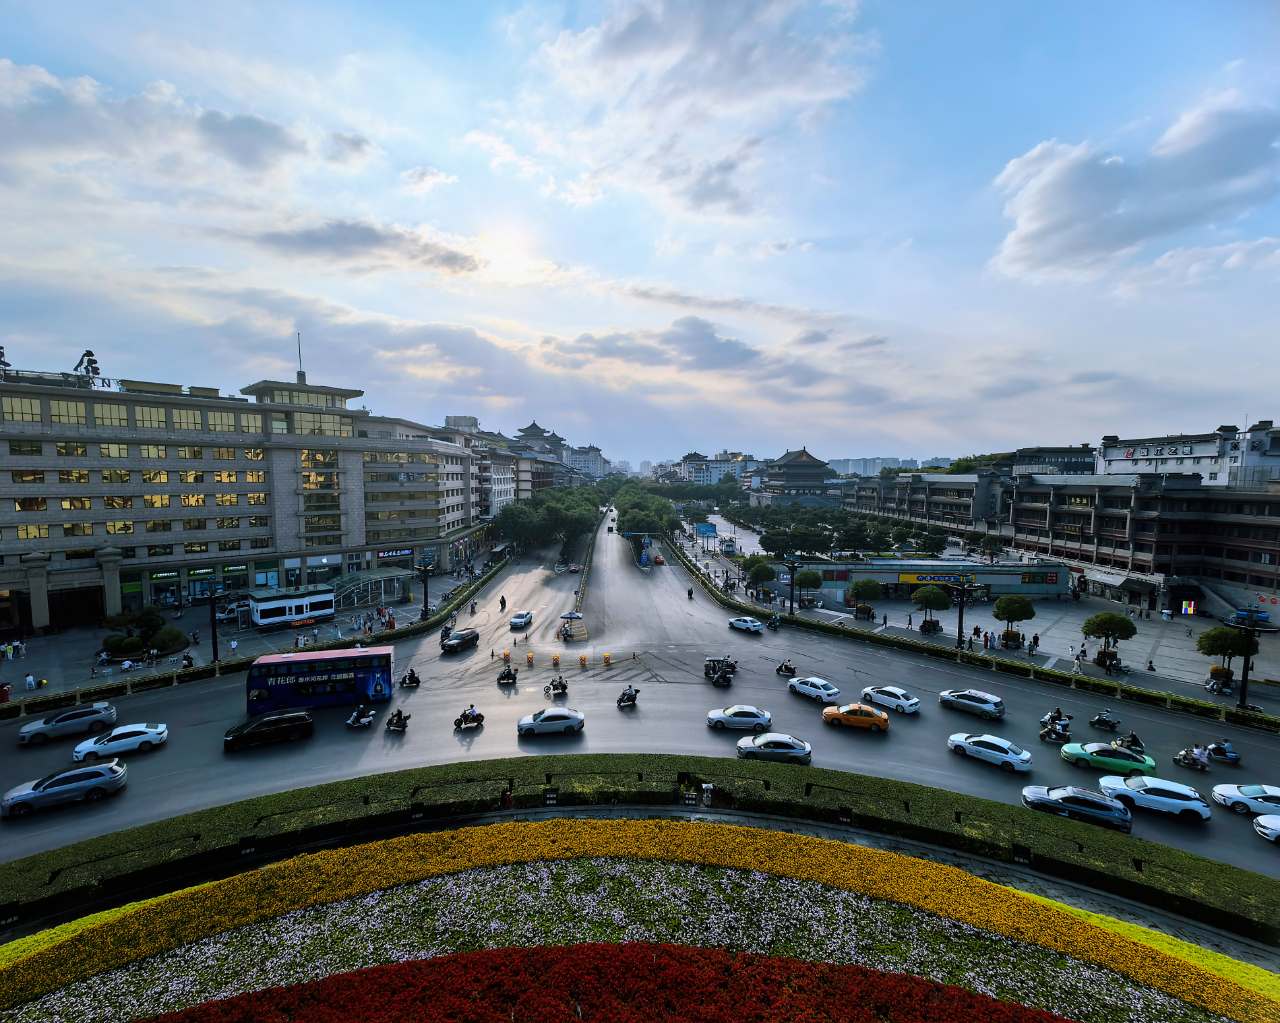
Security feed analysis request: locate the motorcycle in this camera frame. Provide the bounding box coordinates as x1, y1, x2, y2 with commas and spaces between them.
453, 709, 485, 730
711, 670, 733, 688
1205, 679, 1234, 697
1112, 733, 1146, 755
1172, 748, 1210, 772
775, 663, 797, 677
400, 671, 421, 689
766, 616, 781, 631
497, 667, 519, 685
385, 712, 411, 734
345, 707, 376, 729
1207, 739, 1242, 767
544, 677, 569, 698
617, 687, 640, 708
1038, 724, 1072, 745
1039, 711, 1073, 730
1089, 709, 1120, 731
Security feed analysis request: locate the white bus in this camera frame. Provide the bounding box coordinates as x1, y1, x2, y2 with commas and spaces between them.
249, 585, 337, 629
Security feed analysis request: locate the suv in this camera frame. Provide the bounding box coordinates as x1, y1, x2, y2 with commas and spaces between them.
223, 710, 314, 752
441, 628, 480, 653
2, 761, 128, 818
938, 689, 1005, 720
17, 703, 118, 746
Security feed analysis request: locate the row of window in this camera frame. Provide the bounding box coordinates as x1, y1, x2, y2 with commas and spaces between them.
6, 440, 264, 461
12, 516, 271, 541
10, 469, 267, 485
13, 493, 267, 512
1, 397, 264, 433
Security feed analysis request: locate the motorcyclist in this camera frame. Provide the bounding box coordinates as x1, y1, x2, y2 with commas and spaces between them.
620, 684, 638, 703
1048, 707, 1064, 724
347, 704, 371, 726
470, 600, 478, 615
1210, 738, 1234, 756
552, 675, 567, 693
388, 708, 408, 729
499, 595, 507, 611
405, 668, 421, 687
1192, 743, 1210, 768
1121, 729, 1142, 750
463, 704, 479, 723
778, 659, 794, 673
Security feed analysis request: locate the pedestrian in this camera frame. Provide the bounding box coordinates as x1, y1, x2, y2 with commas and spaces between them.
907, 614, 913, 628
1032, 633, 1039, 648
1185, 626, 1192, 638
966, 636, 974, 651
16, 640, 24, 658
24, 672, 35, 691
229, 639, 238, 656
312, 626, 320, 643
294, 634, 300, 650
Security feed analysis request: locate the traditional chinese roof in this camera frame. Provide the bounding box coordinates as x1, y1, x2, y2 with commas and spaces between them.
771, 448, 829, 468
518, 421, 549, 437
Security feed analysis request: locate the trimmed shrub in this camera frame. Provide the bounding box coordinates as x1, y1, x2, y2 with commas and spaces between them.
149, 626, 188, 654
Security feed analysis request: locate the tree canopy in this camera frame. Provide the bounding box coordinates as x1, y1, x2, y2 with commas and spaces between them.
748, 563, 777, 586
912, 585, 952, 620
851, 579, 883, 603
1081, 612, 1137, 650
794, 569, 823, 593
1196, 626, 1259, 668
993, 595, 1035, 631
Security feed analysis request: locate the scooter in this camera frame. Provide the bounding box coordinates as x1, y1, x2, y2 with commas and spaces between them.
1089, 709, 1120, 731
1112, 734, 1146, 755
544, 677, 569, 698
766, 617, 781, 631
400, 671, 421, 689
497, 667, 519, 685
711, 671, 733, 688
385, 712, 411, 734
345, 707, 376, 729
1205, 679, 1234, 697
453, 709, 485, 730
1039, 711, 1073, 730
616, 687, 639, 709
1172, 748, 1210, 772
1207, 739, 1242, 767
1038, 724, 1072, 745
775, 663, 797, 677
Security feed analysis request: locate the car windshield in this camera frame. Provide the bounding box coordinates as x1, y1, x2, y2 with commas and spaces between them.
1240, 785, 1266, 797
1005, 742, 1025, 755
92, 733, 114, 745
531, 710, 546, 721
1047, 787, 1071, 799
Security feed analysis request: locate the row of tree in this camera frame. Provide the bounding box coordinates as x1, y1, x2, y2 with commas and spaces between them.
492, 486, 604, 556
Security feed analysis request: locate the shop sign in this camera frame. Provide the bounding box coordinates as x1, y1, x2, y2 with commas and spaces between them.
149, 571, 179, 580
1020, 572, 1059, 585
188, 567, 215, 577
898, 572, 975, 584
378, 548, 414, 559
121, 581, 143, 594
222, 564, 248, 572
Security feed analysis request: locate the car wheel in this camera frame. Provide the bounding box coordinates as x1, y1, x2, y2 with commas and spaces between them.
288, 728, 304, 741
1116, 796, 1134, 809
869, 724, 881, 734
1230, 801, 1250, 815
752, 723, 766, 733
981, 711, 995, 720
7, 803, 31, 817
29, 733, 48, 746
893, 705, 904, 714
564, 725, 576, 734
999, 761, 1014, 772
1073, 757, 1088, 767
84, 788, 107, 802
1178, 810, 1204, 823
951, 744, 966, 756
89, 721, 108, 734
711, 720, 726, 730
84, 751, 100, 762
138, 741, 153, 752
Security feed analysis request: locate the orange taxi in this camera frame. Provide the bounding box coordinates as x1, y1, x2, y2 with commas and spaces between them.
821, 702, 890, 733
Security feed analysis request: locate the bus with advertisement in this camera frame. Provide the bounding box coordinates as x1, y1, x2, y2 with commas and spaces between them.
246, 646, 395, 714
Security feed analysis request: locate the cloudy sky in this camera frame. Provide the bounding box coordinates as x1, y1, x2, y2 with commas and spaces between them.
2, 2, 1278, 465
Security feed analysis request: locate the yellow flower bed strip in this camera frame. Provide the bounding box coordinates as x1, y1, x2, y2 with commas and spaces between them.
0, 819, 1275, 1023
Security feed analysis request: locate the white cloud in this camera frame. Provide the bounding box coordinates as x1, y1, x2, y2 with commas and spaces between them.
993, 89, 1280, 280
399, 164, 457, 194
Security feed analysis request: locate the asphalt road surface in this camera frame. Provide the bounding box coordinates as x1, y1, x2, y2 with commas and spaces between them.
2, 513, 1278, 878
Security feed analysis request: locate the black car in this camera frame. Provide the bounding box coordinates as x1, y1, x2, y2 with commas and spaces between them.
441, 628, 480, 653
1021, 784, 1132, 833
223, 710, 314, 752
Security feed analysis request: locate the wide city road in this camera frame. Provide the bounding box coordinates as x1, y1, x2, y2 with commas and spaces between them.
2, 512, 1279, 878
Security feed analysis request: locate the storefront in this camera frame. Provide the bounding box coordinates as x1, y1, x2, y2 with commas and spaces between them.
186, 566, 217, 601
253, 560, 279, 589
120, 573, 144, 614
221, 563, 250, 593
148, 570, 181, 607
306, 554, 342, 585
375, 547, 416, 571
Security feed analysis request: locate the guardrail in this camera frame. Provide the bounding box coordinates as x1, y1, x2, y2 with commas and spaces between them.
664, 535, 1280, 734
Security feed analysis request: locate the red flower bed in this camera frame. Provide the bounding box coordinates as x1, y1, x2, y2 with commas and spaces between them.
144, 943, 1078, 1023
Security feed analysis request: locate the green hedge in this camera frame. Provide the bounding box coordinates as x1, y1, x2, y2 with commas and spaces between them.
0, 753, 1276, 943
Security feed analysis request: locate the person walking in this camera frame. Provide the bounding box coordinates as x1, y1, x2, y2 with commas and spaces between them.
229, 639, 238, 656
907, 614, 913, 628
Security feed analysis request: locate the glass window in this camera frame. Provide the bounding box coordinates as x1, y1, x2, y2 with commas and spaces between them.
240, 413, 263, 433
177, 446, 202, 459
58, 468, 89, 484
101, 470, 131, 483
49, 400, 86, 425
12, 470, 45, 484
136, 406, 166, 429
178, 470, 205, 484
180, 493, 206, 508
212, 447, 235, 460
143, 494, 170, 509
55, 441, 86, 457
17, 524, 49, 540
141, 469, 169, 484
184, 542, 209, 554
173, 409, 202, 430
250, 536, 271, 549
105, 520, 134, 535
147, 545, 173, 557
103, 496, 133, 510
218, 540, 242, 552
243, 447, 264, 461
213, 470, 238, 484
182, 518, 205, 531
207, 411, 235, 432
9, 440, 42, 455
300, 449, 338, 468
62, 522, 93, 537
2, 397, 42, 422
61, 497, 91, 511
94, 403, 127, 427
248, 515, 270, 528
99, 443, 128, 458
15, 497, 47, 511
216, 517, 240, 529
140, 444, 166, 459
215, 493, 238, 506
246, 493, 268, 506
303, 514, 341, 532
245, 469, 266, 483
270, 413, 289, 434
145, 520, 173, 533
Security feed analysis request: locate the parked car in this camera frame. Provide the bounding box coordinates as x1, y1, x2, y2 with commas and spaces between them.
441, 628, 480, 653
517, 707, 585, 736
823, 703, 890, 732
509, 611, 533, 629
1060, 741, 1156, 776
1020, 785, 1132, 832
1, 761, 128, 818
938, 689, 1004, 720
72, 723, 168, 763
788, 677, 841, 703
1097, 775, 1211, 821
736, 732, 812, 764
947, 733, 1032, 772
1253, 815, 1280, 843
860, 685, 920, 714
706, 705, 772, 732
1211, 784, 1280, 816
653, 554, 665, 565
223, 710, 314, 752
17, 703, 118, 746
728, 616, 765, 633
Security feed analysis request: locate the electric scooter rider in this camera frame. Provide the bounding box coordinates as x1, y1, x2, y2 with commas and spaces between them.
387, 708, 410, 731
1192, 743, 1210, 769
463, 703, 479, 724
620, 684, 638, 705
346, 704, 372, 727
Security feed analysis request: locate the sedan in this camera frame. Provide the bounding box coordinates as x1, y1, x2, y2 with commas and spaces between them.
1211, 784, 1280, 816
17, 703, 118, 746
736, 732, 812, 764
1061, 742, 1156, 776
509, 611, 533, 629
938, 689, 1005, 720
1254, 815, 1280, 843
1, 761, 128, 819
1097, 775, 1211, 821
73, 723, 168, 763
948, 733, 1032, 772
823, 703, 890, 732
1021, 785, 1132, 833
706, 705, 772, 732
653, 554, 665, 565
789, 677, 841, 703
860, 685, 920, 714
729, 616, 765, 633
517, 707, 585, 736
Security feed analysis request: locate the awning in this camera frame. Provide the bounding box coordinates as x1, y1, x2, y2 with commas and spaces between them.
1084, 568, 1127, 588
1121, 579, 1157, 593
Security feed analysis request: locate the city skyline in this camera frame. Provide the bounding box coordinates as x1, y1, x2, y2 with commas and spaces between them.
2, 2, 1277, 464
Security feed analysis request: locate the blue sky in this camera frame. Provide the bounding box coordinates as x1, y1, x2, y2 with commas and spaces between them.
1, 1, 1277, 465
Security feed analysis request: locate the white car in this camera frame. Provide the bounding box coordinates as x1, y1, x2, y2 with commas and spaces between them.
509, 611, 533, 629
1098, 775, 1211, 821
72, 723, 168, 763
947, 733, 1032, 772
728, 617, 765, 633
1254, 815, 1280, 843
788, 676, 840, 703
861, 685, 920, 714
1211, 784, 1280, 816
517, 707, 585, 736
707, 705, 772, 732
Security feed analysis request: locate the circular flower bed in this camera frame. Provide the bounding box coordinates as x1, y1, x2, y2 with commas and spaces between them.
2, 819, 1274, 1023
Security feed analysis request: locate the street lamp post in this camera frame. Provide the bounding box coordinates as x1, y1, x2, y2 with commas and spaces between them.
785, 559, 799, 615
950, 578, 978, 650
1225, 612, 1261, 711
417, 558, 432, 622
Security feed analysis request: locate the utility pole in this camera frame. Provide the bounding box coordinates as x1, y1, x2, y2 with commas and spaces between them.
1227, 612, 1260, 711
209, 595, 220, 665
786, 559, 799, 615
417, 557, 432, 621
952, 578, 976, 650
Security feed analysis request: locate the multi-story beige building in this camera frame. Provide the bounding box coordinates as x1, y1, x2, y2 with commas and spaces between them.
0, 367, 487, 634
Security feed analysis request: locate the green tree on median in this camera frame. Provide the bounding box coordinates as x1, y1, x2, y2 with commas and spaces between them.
993, 594, 1035, 642
1196, 626, 1258, 673
912, 585, 952, 622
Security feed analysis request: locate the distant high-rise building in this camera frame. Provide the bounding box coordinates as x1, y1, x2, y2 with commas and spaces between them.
921, 457, 953, 469
639, 460, 653, 477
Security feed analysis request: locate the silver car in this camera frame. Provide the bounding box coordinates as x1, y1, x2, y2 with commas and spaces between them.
17, 702, 118, 746
72, 723, 169, 763
736, 732, 812, 763
1, 761, 128, 818
706, 705, 772, 732
517, 707, 585, 736
938, 689, 1005, 720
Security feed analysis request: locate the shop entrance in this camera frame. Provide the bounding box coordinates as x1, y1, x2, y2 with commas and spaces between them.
47, 586, 105, 630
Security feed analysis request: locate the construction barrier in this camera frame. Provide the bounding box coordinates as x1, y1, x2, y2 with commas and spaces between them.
551, 654, 560, 669
579, 654, 588, 669
526, 651, 534, 667
602, 652, 612, 666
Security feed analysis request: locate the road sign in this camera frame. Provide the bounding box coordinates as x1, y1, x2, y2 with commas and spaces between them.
640, 552, 650, 566
695, 523, 718, 537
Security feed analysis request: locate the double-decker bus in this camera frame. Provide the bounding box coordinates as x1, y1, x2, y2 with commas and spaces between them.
246, 646, 395, 714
